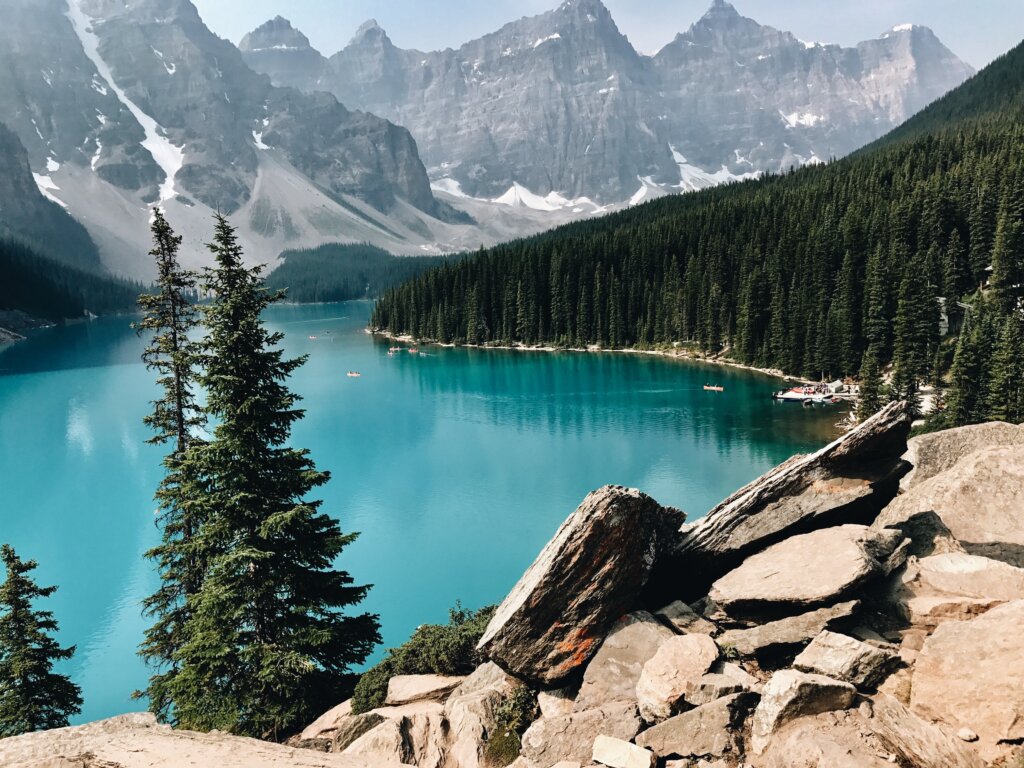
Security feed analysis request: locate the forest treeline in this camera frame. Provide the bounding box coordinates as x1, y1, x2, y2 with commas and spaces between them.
265, 243, 456, 303
0, 238, 142, 322
372, 42, 1024, 427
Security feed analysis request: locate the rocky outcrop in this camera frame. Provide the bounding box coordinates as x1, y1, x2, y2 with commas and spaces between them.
708, 525, 907, 620
876, 444, 1024, 567
884, 552, 1024, 629
910, 600, 1024, 762
16, 420, 1023, 768
899, 421, 1024, 489
477, 486, 684, 684
671, 401, 912, 593
0, 713, 408, 767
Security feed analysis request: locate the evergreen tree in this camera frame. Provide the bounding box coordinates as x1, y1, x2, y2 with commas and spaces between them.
986, 314, 1024, 423
857, 345, 884, 422
990, 203, 1024, 313
946, 297, 998, 427
135, 210, 207, 719
0, 545, 82, 737
165, 216, 380, 739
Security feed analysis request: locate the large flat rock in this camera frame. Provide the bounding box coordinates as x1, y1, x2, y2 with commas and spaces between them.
911, 600, 1024, 762
876, 445, 1024, 567
670, 401, 912, 592
709, 525, 905, 620
385, 674, 465, 706
900, 422, 1024, 490
0, 714, 408, 768
716, 601, 860, 662
478, 486, 684, 684
885, 552, 1024, 629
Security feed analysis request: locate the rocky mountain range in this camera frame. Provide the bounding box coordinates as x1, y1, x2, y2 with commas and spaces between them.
242, 0, 975, 206
0, 0, 974, 278
0, 0, 498, 278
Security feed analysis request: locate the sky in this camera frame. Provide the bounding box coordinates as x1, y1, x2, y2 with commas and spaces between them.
191, 0, 1023, 69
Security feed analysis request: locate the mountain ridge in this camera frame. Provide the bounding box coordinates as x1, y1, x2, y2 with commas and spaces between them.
242, 0, 975, 205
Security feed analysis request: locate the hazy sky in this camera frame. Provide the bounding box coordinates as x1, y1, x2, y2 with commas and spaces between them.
192, 0, 1022, 69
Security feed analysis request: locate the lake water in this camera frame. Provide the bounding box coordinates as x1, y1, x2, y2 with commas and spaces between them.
0, 301, 840, 723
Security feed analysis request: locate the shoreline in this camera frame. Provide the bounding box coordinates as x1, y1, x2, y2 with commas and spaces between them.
368, 328, 821, 387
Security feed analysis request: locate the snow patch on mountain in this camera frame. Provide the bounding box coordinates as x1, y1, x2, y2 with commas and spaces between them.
533, 33, 562, 48
32, 172, 67, 208
66, 0, 184, 203
780, 110, 826, 128
670, 146, 760, 192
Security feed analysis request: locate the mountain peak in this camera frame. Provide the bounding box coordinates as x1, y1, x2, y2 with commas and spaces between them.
356, 19, 383, 36
701, 0, 741, 22
239, 16, 313, 53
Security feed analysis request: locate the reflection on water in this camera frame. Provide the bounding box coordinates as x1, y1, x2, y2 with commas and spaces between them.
0, 301, 841, 722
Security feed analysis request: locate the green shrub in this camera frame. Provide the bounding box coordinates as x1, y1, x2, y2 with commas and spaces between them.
484, 684, 539, 767
351, 603, 496, 714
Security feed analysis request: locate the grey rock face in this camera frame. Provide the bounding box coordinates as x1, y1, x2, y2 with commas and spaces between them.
671, 400, 913, 593
634, 692, 757, 760
477, 486, 685, 684
239, 16, 329, 91
0, 0, 448, 275
708, 524, 907, 620
0, 123, 101, 270
245, 1, 973, 204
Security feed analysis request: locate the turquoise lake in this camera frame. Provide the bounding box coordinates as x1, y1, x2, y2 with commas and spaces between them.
0, 301, 840, 723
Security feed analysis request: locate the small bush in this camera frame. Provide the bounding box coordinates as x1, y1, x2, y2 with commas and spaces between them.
484, 684, 539, 767
351, 603, 496, 714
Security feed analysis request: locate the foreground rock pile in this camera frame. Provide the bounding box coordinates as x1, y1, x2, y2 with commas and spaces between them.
4, 408, 1023, 767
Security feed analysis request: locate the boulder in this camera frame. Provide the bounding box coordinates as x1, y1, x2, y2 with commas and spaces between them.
635, 693, 757, 761
574, 612, 675, 711
0, 713, 409, 768
886, 552, 1024, 629
655, 601, 717, 635
520, 701, 642, 767
750, 670, 856, 754
716, 601, 859, 662
684, 661, 760, 707
342, 718, 408, 763
477, 486, 685, 684
792, 631, 898, 689
900, 422, 1024, 490
911, 600, 1024, 762
385, 674, 465, 706
709, 526, 905, 620
635, 634, 719, 722
671, 401, 912, 591
591, 736, 656, 768
876, 445, 1024, 567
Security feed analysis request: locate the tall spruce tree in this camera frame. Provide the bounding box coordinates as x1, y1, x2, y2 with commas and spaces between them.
0, 545, 82, 737
986, 314, 1024, 423
135, 210, 206, 719
166, 215, 380, 739
857, 345, 884, 422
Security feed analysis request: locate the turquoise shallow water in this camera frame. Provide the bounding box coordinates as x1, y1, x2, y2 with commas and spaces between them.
0, 301, 840, 723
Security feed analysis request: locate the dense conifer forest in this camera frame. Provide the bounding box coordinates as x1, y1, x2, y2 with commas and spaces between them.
372, 41, 1024, 427
0, 238, 142, 322
265, 243, 455, 303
